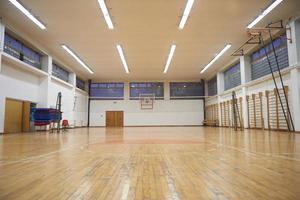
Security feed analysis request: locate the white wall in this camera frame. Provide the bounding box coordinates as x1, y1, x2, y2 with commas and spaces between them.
74, 89, 88, 127
0, 22, 89, 132
90, 81, 204, 127
1, 53, 205, 130
0, 61, 89, 132
47, 80, 89, 127
90, 99, 204, 126
48, 79, 75, 124
205, 16, 300, 131
0, 62, 41, 132
206, 65, 296, 130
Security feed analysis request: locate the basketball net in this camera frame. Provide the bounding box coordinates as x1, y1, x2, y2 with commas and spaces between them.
139, 93, 155, 110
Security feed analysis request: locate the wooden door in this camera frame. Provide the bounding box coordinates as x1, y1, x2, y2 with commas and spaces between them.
22, 102, 31, 132
115, 111, 124, 127
4, 99, 23, 133
106, 111, 115, 127
106, 111, 124, 127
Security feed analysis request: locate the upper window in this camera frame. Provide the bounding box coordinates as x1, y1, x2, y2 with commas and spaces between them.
224, 63, 241, 90
52, 63, 69, 83
4, 33, 42, 69
251, 35, 289, 80
90, 83, 124, 99
130, 82, 164, 99
207, 76, 217, 96
76, 77, 85, 91
170, 82, 204, 99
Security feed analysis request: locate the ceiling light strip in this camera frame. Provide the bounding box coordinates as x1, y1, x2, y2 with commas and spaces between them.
179, 0, 195, 29
97, 0, 114, 29
61, 45, 94, 74
164, 44, 176, 74
8, 0, 46, 30
200, 44, 231, 74
247, 0, 283, 29
116, 45, 130, 74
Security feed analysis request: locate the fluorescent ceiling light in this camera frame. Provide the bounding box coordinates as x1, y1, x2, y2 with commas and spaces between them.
61, 45, 94, 74
163, 45, 176, 74
179, 0, 195, 29
247, 0, 283, 29
8, 0, 46, 30
200, 44, 231, 74
116, 45, 130, 74
97, 0, 114, 29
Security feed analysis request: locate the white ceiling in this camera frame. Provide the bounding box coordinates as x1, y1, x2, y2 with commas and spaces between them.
0, 0, 300, 81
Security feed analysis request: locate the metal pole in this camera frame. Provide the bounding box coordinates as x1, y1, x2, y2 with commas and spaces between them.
55, 92, 62, 133
87, 80, 91, 127
202, 79, 206, 120
260, 34, 291, 132
232, 91, 237, 131
268, 29, 295, 132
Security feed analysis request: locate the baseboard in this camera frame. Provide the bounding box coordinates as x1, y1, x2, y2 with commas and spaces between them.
212, 126, 300, 133
2, 127, 298, 134
124, 125, 203, 127
88, 125, 203, 128
73, 126, 88, 129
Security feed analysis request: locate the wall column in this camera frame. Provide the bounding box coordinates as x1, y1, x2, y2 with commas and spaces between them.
164, 82, 170, 100
217, 72, 224, 94
0, 21, 5, 72
69, 72, 76, 126
290, 68, 300, 131
38, 55, 52, 108
217, 72, 224, 125
240, 56, 251, 84
204, 81, 208, 97
287, 17, 300, 131
240, 55, 251, 128
287, 17, 300, 66
124, 82, 130, 100
0, 21, 4, 132
0, 21, 4, 51
0, 22, 3, 131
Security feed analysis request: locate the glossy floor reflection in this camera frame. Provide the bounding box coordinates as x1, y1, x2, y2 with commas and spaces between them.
0, 127, 300, 200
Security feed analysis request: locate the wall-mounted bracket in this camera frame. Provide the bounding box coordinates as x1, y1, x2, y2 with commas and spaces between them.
246, 34, 262, 44
231, 20, 292, 57
231, 49, 244, 56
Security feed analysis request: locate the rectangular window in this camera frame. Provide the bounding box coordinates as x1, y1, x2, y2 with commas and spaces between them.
251, 35, 289, 80
130, 82, 164, 99
3, 34, 22, 59
52, 63, 69, 83
90, 83, 124, 99
207, 76, 217, 96
4, 33, 42, 69
224, 62, 241, 90
76, 77, 85, 91
170, 82, 204, 99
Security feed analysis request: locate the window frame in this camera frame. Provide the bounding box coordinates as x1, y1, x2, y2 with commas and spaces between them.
76, 77, 86, 91
129, 82, 164, 100
169, 82, 204, 100
250, 35, 289, 80
4, 32, 42, 69
90, 82, 125, 100
52, 62, 70, 83
224, 62, 241, 91
207, 76, 218, 96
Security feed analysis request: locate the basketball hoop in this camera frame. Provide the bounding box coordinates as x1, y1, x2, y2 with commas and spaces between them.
139, 93, 155, 110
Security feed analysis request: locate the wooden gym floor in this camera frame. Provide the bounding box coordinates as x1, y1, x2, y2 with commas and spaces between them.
0, 127, 299, 200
